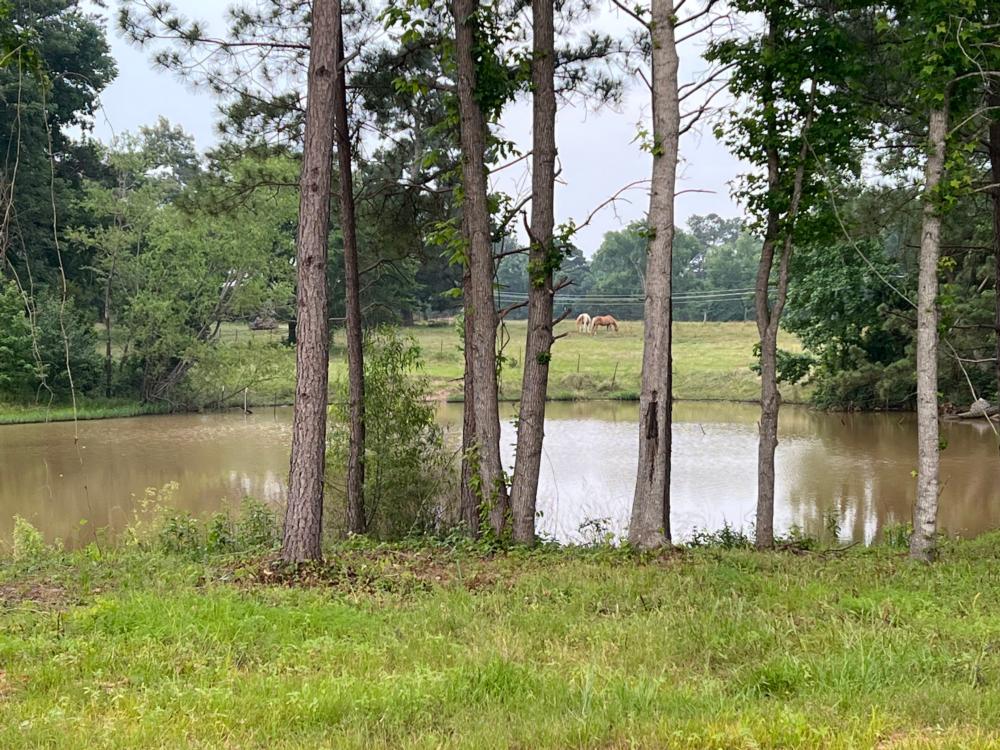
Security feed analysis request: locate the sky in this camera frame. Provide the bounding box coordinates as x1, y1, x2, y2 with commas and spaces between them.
87, 1, 746, 255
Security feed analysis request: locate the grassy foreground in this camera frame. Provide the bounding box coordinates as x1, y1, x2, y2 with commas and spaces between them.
3, 533, 1000, 748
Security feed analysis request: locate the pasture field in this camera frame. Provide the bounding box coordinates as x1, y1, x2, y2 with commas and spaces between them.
337, 319, 810, 403
2, 532, 1000, 748
0, 320, 809, 424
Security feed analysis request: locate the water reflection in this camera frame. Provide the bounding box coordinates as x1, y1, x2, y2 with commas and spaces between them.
0, 402, 997, 548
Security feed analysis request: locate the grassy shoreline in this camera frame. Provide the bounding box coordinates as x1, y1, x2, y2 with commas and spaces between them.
2, 532, 1000, 747
1, 321, 811, 425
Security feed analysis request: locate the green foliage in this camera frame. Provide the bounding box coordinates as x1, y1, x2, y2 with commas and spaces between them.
0, 282, 36, 395
328, 327, 451, 539
881, 521, 913, 550
154, 500, 279, 558
586, 218, 760, 322
1, 0, 116, 298
750, 343, 815, 386
687, 523, 753, 549
0, 280, 101, 398
11, 515, 47, 562
126, 487, 279, 559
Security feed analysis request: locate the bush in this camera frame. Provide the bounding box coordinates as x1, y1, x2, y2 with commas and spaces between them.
11, 516, 49, 562
687, 523, 753, 549
125, 483, 279, 558
327, 326, 451, 540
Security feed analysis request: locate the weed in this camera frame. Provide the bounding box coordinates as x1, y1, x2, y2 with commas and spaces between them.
11, 515, 48, 562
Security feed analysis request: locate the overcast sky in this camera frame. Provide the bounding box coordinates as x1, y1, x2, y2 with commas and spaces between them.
88, 1, 746, 255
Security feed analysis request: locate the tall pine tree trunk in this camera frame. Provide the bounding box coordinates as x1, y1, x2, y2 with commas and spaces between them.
910, 105, 948, 563
452, 0, 509, 533
282, 0, 337, 562
628, 0, 679, 550
509, 0, 556, 545
460, 262, 480, 536
333, 0, 366, 535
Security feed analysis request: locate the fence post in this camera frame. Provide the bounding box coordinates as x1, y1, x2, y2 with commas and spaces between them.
611, 361, 619, 390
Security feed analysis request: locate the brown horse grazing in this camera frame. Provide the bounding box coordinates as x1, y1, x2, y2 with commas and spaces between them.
590, 315, 619, 334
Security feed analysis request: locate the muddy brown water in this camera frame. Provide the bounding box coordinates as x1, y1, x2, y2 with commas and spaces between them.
1, 402, 998, 548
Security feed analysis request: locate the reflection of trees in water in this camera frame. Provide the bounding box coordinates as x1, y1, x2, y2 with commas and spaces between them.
430, 403, 1000, 544
784, 412, 1000, 542
0, 415, 292, 548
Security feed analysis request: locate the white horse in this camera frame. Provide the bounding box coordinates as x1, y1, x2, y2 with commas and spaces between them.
575, 312, 592, 333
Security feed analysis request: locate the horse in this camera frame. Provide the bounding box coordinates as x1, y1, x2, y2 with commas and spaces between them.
590, 315, 619, 334
575, 312, 592, 333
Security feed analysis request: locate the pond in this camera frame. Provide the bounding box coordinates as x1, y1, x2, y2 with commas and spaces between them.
1, 401, 998, 548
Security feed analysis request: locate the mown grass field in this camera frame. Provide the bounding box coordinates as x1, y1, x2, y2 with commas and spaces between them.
408, 319, 809, 403
0, 320, 808, 424
2, 533, 1000, 748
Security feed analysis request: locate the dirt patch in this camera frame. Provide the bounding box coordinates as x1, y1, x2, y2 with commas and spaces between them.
0, 580, 70, 609
230, 548, 506, 596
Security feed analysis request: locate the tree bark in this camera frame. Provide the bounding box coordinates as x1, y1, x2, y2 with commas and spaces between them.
509, 0, 556, 546
460, 262, 480, 536
988, 91, 1000, 403
282, 0, 337, 563
333, 0, 366, 536
452, 0, 509, 534
628, 0, 679, 550
103, 256, 116, 398
910, 105, 948, 563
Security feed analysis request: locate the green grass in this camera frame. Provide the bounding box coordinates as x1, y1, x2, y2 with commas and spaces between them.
205, 320, 808, 406
0, 399, 172, 425
1, 321, 807, 424
344, 319, 810, 403
2, 533, 1000, 748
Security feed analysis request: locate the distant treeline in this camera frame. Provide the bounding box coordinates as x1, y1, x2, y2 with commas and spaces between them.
496, 215, 758, 322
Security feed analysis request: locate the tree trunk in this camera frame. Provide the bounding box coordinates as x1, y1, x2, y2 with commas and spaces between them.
910, 105, 948, 563
988, 92, 1000, 403
452, 0, 509, 534
628, 0, 679, 550
104, 266, 114, 398
750, 19, 815, 547
460, 262, 480, 536
282, 0, 337, 563
755, 322, 780, 549
333, 0, 366, 536
509, 0, 556, 546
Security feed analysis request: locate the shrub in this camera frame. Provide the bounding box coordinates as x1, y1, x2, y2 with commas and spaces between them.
11, 516, 48, 562
125, 483, 279, 557
327, 326, 451, 540
687, 522, 753, 549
